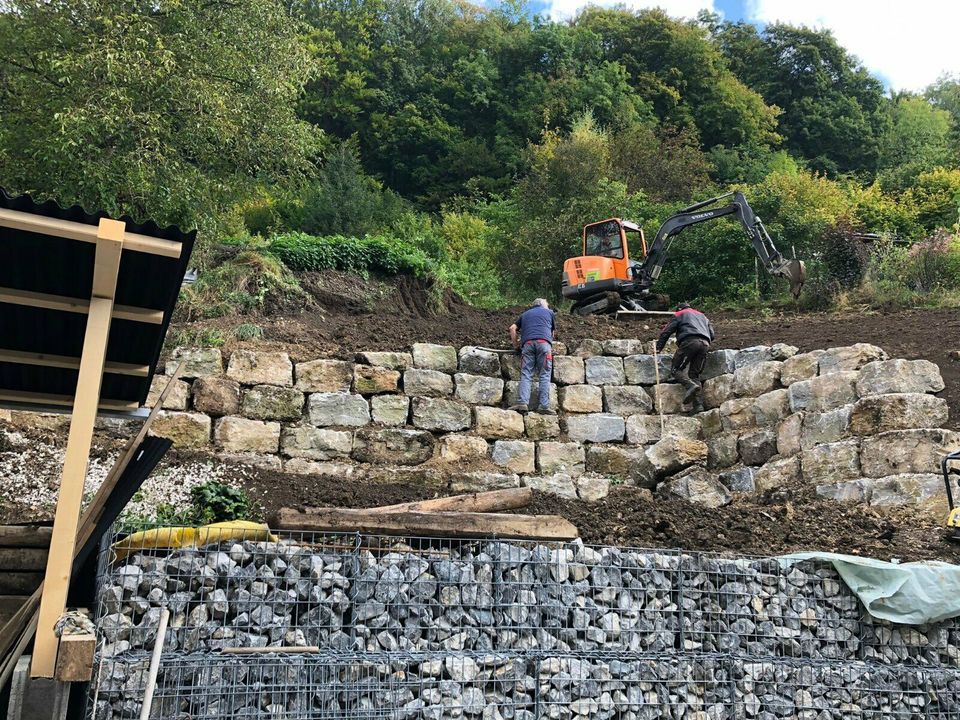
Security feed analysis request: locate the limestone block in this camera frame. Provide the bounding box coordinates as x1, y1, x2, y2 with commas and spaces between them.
191, 377, 241, 417
623, 354, 672, 385
553, 341, 568, 356
559, 385, 602, 413
241, 385, 304, 421
353, 365, 401, 395
733, 361, 782, 397
370, 395, 410, 425
295, 359, 353, 393
585, 445, 656, 488
603, 386, 653, 416
719, 466, 755, 493
645, 436, 708, 477
703, 374, 735, 410
800, 440, 861, 484
280, 425, 353, 460
356, 351, 412, 371
857, 359, 945, 397
573, 339, 603, 358
411, 343, 457, 372
659, 468, 731, 508
307, 392, 369, 427
552, 356, 585, 385
698, 408, 723, 438
738, 429, 778, 466
145, 375, 190, 411
214, 416, 281, 454
474, 407, 525, 439
283, 459, 362, 479
458, 347, 501, 377
525, 413, 561, 440
439, 435, 489, 462
565, 414, 625, 443
752, 389, 790, 427
576, 474, 611, 502
867, 474, 944, 506
165, 347, 223, 378
707, 432, 739, 470
491, 440, 536, 474
860, 429, 960, 477
626, 415, 700, 446
734, 346, 774, 369
788, 371, 858, 414
702, 350, 737, 380
818, 343, 887, 375
537, 441, 586, 476
404, 369, 453, 397
227, 350, 293, 386
800, 405, 852, 451
815, 480, 869, 503
849, 393, 949, 435
522, 473, 577, 499
648, 384, 686, 414
352, 427, 435, 465
584, 356, 626, 386
504, 381, 558, 410
777, 413, 803, 458
149, 411, 211, 448
780, 351, 823, 386
366, 466, 443, 486
719, 397, 756, 431
754, 455, 801, 492
500, 353, 522, 381
450, 472, 519, 493
411, 397, 472, 432
454, 374, 504, 405
602, 339, 645, 356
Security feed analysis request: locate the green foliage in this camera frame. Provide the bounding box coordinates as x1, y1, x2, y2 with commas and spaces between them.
904, 169, 960, 233
266, 232, 431, 277
878, 95, 956, 190
190, 482, 251, 524
233, 323, 264, 341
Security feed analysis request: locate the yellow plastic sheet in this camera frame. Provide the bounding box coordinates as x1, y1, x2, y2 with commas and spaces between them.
112, 520, 276, 560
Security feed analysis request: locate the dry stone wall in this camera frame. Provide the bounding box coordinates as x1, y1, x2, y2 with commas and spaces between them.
143, 339, 954, 507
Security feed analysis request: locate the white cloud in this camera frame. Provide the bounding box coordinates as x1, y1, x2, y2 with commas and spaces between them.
745, 0, 960, 92
547, 0, 716, 23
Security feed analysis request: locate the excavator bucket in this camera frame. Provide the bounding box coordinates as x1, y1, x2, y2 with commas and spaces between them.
784, 259, 806, 298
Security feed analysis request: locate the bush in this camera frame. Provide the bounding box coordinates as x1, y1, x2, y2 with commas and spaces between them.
190, 482, 250, 524
266, 232, 431, 278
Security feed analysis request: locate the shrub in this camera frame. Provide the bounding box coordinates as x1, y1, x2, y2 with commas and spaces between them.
190, 482, 250, 524
266, 232, 431, 278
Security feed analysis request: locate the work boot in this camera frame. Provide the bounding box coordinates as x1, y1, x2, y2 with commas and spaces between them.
682, 381, 701, 404
508, 403, 529, 414
691, 399, 705, 413
536, 406, 557, 415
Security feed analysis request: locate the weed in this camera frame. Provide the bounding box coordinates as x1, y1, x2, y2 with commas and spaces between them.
233, 323, 264, 341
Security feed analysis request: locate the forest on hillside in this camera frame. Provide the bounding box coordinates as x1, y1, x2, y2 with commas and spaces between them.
1, 0, 959, 311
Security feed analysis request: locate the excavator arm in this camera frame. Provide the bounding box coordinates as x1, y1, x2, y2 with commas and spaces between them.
634, 191, 806, 298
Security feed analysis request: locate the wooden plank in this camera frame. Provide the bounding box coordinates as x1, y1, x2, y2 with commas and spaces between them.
53, 633, 95, 682
333, 488, 533, 515
276, 508, 579, 540
0, 525, 52, 547
0, 349, 148, 376
93, 218, 125, 299
0, 548, 48, 571
0, 390, 137, 412
0, 207, 182, 258
0, 287, 163, 324
0, 573, 42, 595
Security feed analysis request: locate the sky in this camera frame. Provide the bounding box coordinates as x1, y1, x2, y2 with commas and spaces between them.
530, 0, 960, 93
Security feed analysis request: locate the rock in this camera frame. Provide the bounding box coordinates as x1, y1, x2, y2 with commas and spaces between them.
294, 359, 354, 393
283, 459, 360, 478
523, 473, 577, 499
356, 351, 412, 371
584, 356, 626, 385
525, 413, 561, 439
438, 435, 489, 462
149, 411, 211, 448
754, 455, 801, 492
191, 376, 241, 416
818, 343, 887, 375
353, 365, 401, 395
241, 385, 304, 421
800, 406, 852, 451
370, 395, 410, 425
816, 479, 870, 502
703, 374, 735, 409
623, 354, 671, 385
648, 384, 687, 414
450, 472, 519, 492
659, 467, 732, 508
552, 356, 585, 385
503, 381, 558, 410
860, 429, 959, 477
145, 376, 190, 411
214, 416, 280, 453
719, 398, 756, 431
720, 466, 755, 493
733, 361, 782, 397
474, 407, 525, 438
491, 440, 536, 474
499, 352, 521, 380
698, 408, 723, 437
645, 436, 708, 477
849, 393, 949, 435
867, 474, 944, 506
164, 347, 223, 378
734, 346, 774, 368
780, 351, 823, 386
454, 374, 504, 405
601, 338, 645, 356
227, 350, 293, 386
411, 343, 457, 372
576, 474, 610, 501
777, 413, 803, 457
702, 350, 737, 380
738, 429, 778, 466
411, 397, 472, 432
403, 369, 453, 397
559, 385, 602, 413
280, 426, 353, 460
788, 371, 858, 414
458, 347, 501, 377
352, 428, 435, 465
565, 414, 625, 443
307, 392, 370, 427
626, 415, 700, 445
752, 389, 790, 427
573, 339, 603, 357
603, 386, 653, 416
801, 440, 861, 484
537, 441, 586, 476
857, 359, 945, 397
586, 445, 655, 487
445, 656, 479, 682
707, 432, 740, 470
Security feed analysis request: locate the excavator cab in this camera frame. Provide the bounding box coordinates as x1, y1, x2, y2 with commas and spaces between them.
562, 219, 650, 315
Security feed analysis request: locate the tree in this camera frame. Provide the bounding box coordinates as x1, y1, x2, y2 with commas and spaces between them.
926, 74, 960, 148
877, 94, 956, 190
613, 125, 713, 201
0, 0, 320, 236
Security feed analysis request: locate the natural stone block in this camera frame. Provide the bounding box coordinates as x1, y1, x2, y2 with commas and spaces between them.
353, 365, 401, 395
788, 371, 858, 414
698, 408, 723, 437
752, 389, 790, 427
602, 339, 645, 356
780, 351, 822, 386
411, 397, 472, 432
295, 359, 353, 393
458, 347, 501, 377
191, 376, 241, 417
584, 356, 626, 386
564, 414, 625, 443
777, 413, 803, 457
849, 393, 949, 435
801, 440, 861, 484
356, 351, 412, 370
733, 361, 782, 397
645, 436, 708, 477
523, 473, 577, 499
280, 425, 352, 460
585, 445, 655, 488
626, 414, 700, 445
553, 341, 568, 355
867, 474, 944, 506
491, 440, 536, 474
474, 407, 524, 438
573, 339, 603, 357
370, 395, 410, 425
307, 392, 369, 427
366, 465, 443, 486
283, 459, 361, 479
754, 455, 800, 492
504, 381, 558, 410
603, 386, 653, 416
552, 356, 585, 385
703, 374, 734, 410
648, 384, 686, 414
454, 374, 504, 405
241, 385, 304, 421
702, 350, 737, 380
227, 350, 293, 386
707, 432, 739, 470
438, 435, 489, 462
525, 413, 560, 439
411, 343, 457, 372
559, 385, 602, 413
739, 429, 778, 466
404, 369, 453, 397
450, 472, 519, 492
816, 479, 869, 503
623, 354, 671, 385
860, 429, 959, 477
149, 411, 211, 448
659, 468, 731, 508
720, 466, 755, 493
576, 474, 610, 501
736, 344, 798, 369
537, 441, 585, 476
500, 353, 521, 381
352, 427, 435, 465
800, 405, 852, 451
165, 347, 223, 378
145, 375, 190, 411
857, 359, 945, 397
214, 416, 280, 454
818, 343, 887, 375
719, 397, 756, 431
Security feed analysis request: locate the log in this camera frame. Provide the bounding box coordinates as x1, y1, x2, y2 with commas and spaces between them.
0, 525, 53, 548
0, 572, 42, 595
315, 487, 533, 516
276, 507, 578, 540
0, 548, 48, 571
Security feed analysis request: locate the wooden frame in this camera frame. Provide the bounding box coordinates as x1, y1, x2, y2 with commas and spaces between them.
0, 389, 138, 412
0, 349, 148, 377
0, 287, 163, 324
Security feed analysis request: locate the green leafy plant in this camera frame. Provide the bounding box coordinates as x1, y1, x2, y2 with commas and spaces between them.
266, 232, 431, 278
190, 482, 251, 524
233, 323, 264, 341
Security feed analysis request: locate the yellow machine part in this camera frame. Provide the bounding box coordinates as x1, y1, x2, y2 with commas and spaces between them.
947, 507, 960, 528
111, 520, 276, 560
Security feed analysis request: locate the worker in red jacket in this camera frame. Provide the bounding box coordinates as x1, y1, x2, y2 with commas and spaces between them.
655, 303, 715, 413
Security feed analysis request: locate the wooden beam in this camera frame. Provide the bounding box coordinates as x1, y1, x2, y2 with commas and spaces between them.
328, 488, 534, 515
0, 349, 148, 377
0, 390, 138, 412
54, 633, 95, 682
0, 207, 182, 258
0, 287, 163, 324
0, 548, 48, 571
0, 573, 42, 595
275, 507, 579, 540
0, 525, 53, 548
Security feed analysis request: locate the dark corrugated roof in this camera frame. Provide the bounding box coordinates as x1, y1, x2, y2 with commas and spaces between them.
0, 189, 195, 411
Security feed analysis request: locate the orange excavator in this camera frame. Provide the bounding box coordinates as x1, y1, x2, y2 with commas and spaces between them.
561, 191, 806, 316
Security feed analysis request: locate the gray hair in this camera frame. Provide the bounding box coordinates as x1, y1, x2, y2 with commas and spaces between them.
534, 298, 549, 308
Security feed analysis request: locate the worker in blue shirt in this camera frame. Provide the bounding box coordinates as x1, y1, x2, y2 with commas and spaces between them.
508, 299, 556, 414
